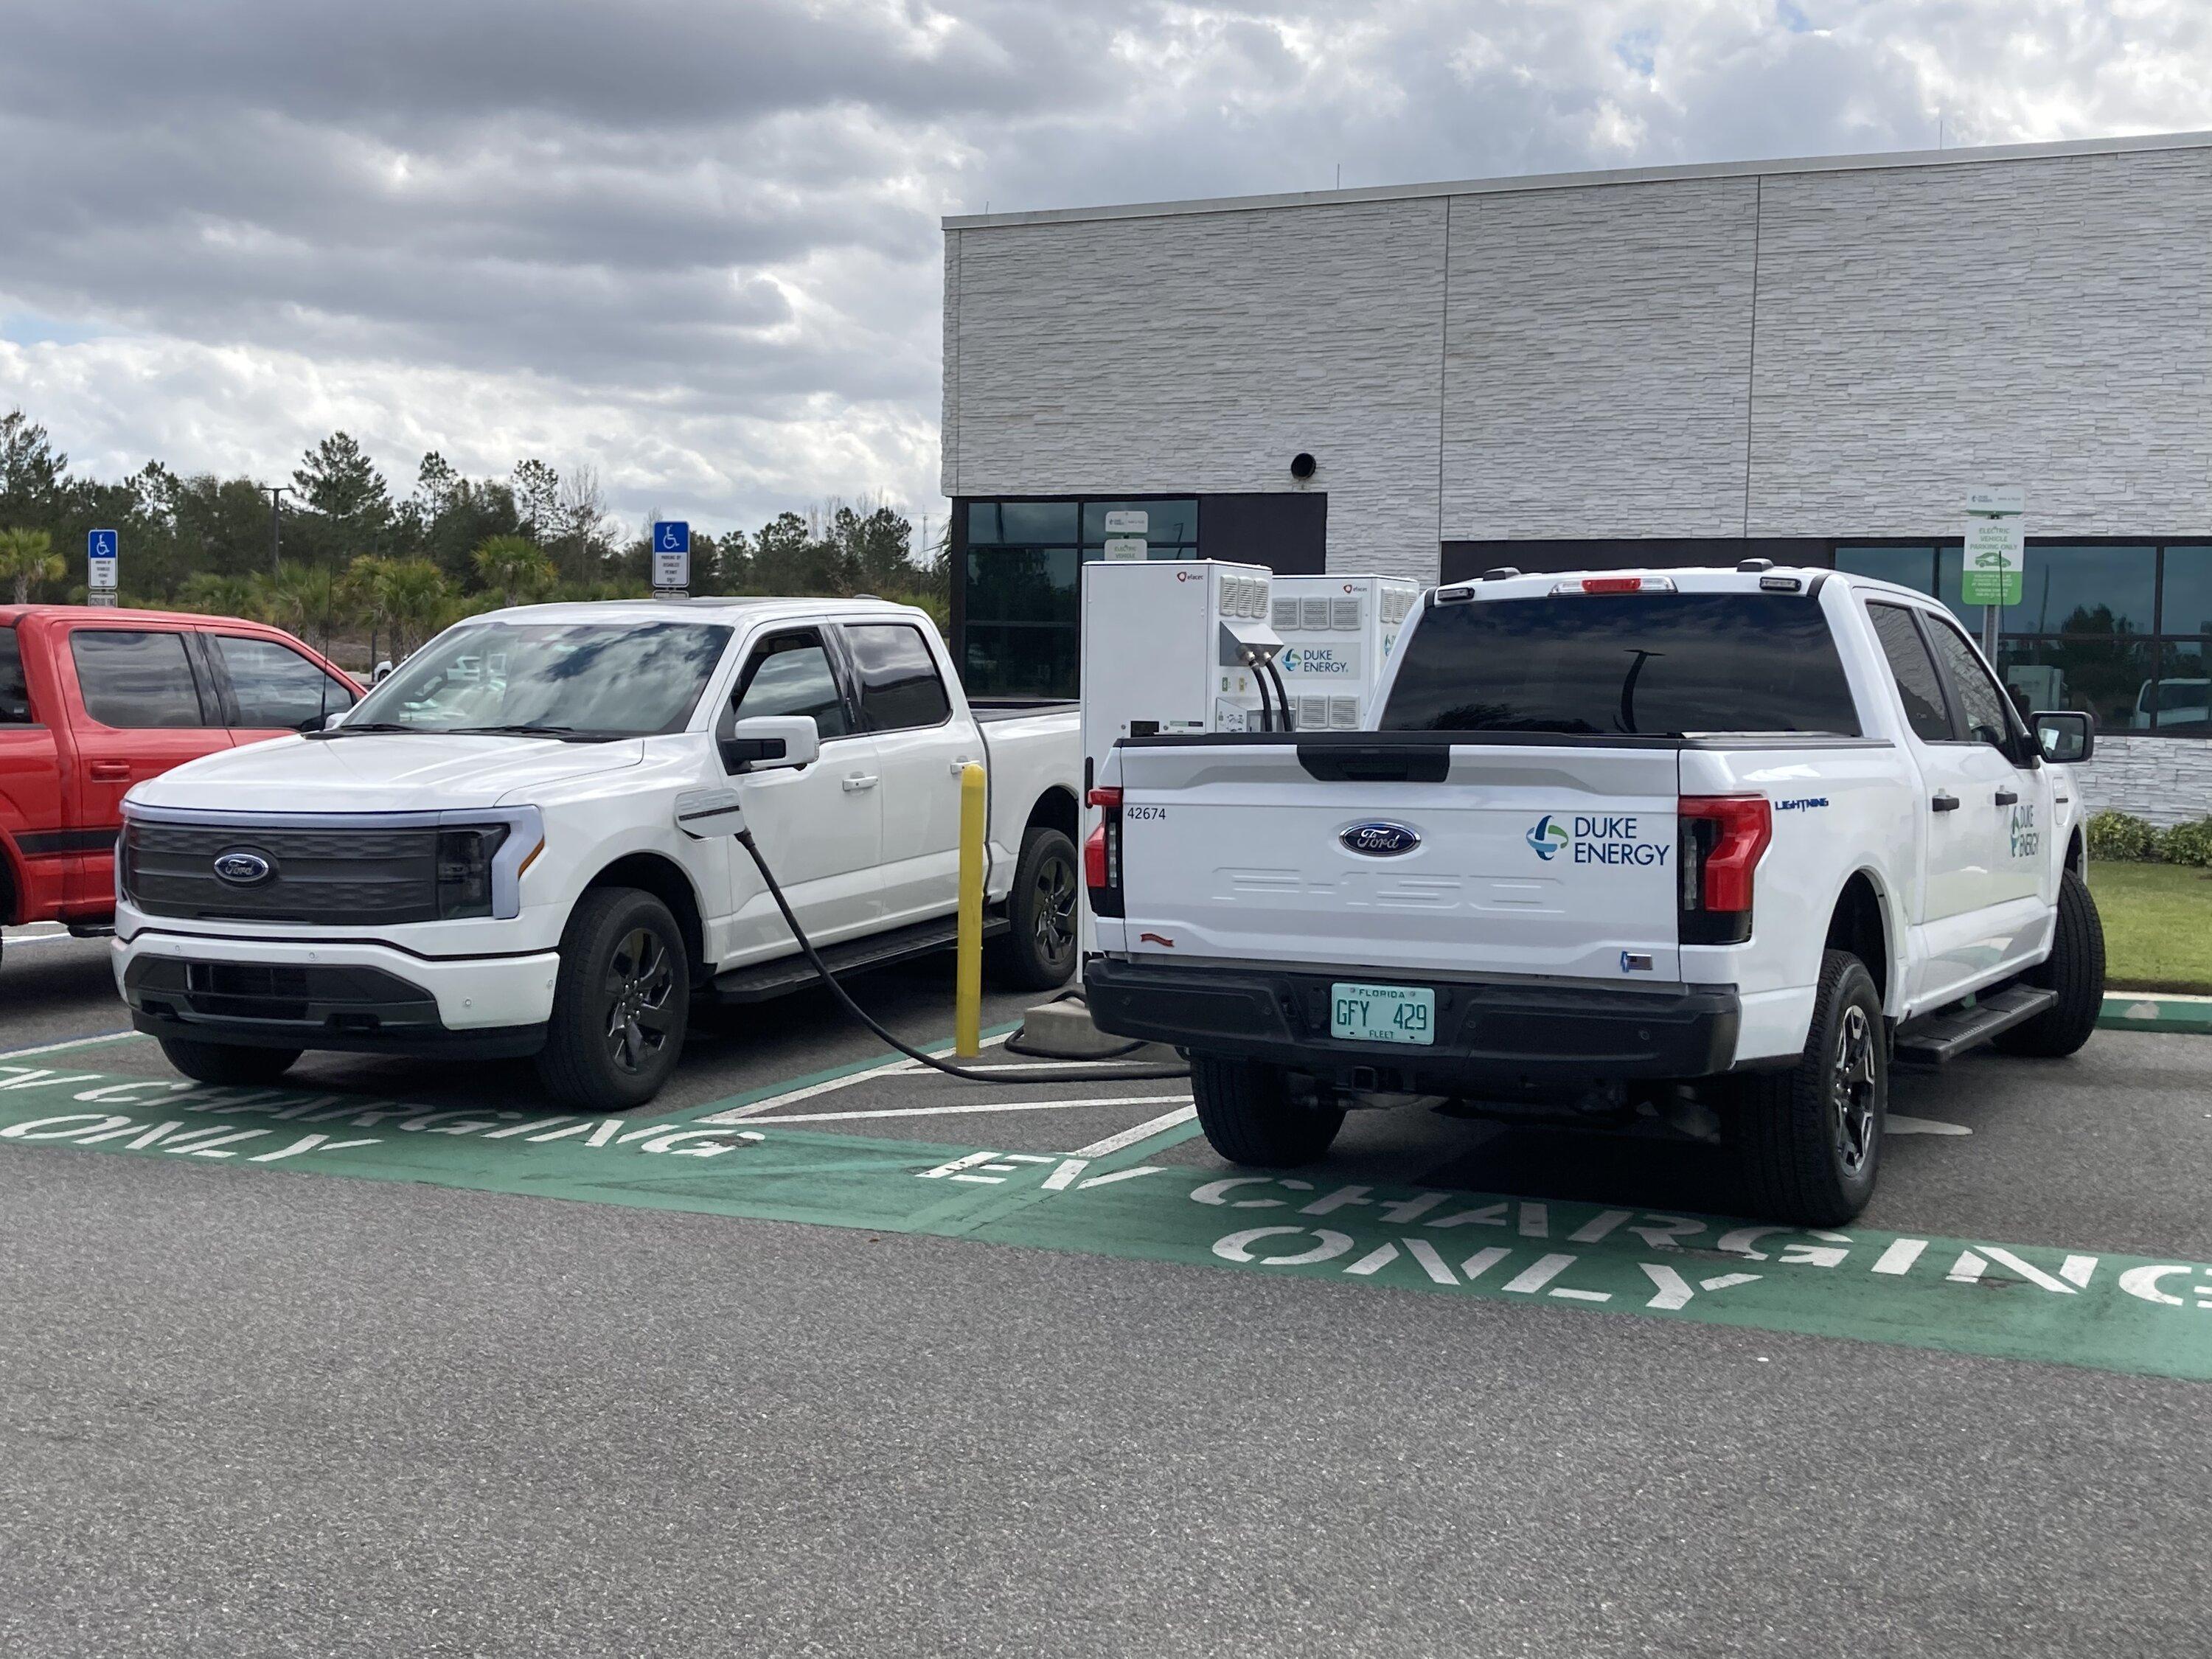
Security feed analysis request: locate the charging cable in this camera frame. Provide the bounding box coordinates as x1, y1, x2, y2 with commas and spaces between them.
735, 829, 1189, 1084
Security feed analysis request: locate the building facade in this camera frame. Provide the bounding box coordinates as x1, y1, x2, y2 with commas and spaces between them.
942, 132, 2212, 818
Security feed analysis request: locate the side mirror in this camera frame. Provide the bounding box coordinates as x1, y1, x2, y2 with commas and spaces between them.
2033, 709, 2095, 765
718, 714, 820, 775
320, 711, 347, 731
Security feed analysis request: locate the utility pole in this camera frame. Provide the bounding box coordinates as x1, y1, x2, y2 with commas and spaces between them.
262, 485, 290, 577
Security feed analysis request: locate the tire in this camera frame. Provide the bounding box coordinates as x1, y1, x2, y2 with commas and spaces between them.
1731, 949, 1886, 1227
157, 1036, 301, 1086
534, 888, 690, 1112
987, 827, 1079, 992
1991, 867, 2106, 1058
1191, 1052, 1344, 1166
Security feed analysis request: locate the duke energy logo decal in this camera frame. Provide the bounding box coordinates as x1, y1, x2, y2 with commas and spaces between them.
1526, 815, 1570, 860
1527, 813, 1673, 867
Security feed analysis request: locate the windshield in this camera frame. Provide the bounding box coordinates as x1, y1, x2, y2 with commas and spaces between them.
342, 619, 734, 739
1380, 591, 1862, 737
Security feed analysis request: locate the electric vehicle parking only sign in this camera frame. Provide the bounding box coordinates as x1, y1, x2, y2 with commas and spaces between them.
652, 521, 690, 597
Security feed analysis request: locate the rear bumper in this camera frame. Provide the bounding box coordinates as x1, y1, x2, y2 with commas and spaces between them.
1085, 954, 1741, 1091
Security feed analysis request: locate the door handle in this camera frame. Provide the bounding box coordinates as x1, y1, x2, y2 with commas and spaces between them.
88, 761, 131, 782
1931, 792, 1961, 813
947, 756, 974, 776
1994, 790, 2019, 807
843, 773, 879, 793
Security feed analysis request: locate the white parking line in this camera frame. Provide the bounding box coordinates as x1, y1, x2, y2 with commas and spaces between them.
0, 1029, 140, 1061
746, 1093, 1192, 1127
1070, 1105, 1200, 1158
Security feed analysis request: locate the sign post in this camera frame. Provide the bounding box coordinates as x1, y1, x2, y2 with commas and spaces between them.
650, 520, 691, 600
86, 529, 119, 608
1959, 487, 2025, 659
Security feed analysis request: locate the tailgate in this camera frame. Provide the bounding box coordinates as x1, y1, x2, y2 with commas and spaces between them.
1113, 737, 1683, 981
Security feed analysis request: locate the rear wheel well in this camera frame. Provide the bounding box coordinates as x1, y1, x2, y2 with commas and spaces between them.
585, 854, 706, 980
1825, 872, 1890, 1005
1025, 785, 1078, 844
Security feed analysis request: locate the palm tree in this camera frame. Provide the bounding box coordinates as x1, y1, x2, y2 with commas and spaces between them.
0, 528, 63, 605
350, 557, 450, 660
250, 564, 349, 658
472, 534, 555, 608
178, 571, 257, 618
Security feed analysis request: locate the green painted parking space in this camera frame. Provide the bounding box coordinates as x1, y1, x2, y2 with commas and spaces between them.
6, 1054, 2212, 1384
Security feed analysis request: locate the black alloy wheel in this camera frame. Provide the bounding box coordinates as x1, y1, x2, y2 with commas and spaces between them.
605, 925, 678, 1076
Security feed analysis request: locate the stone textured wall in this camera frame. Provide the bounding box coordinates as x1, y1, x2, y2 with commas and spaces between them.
943, 198, 1447, 580
1748, 148, 2212, 537
1442, 178, 1759, 538
2077, 735, 2212, 826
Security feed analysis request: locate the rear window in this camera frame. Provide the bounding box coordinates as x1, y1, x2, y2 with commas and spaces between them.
1380, 591, 1862, 737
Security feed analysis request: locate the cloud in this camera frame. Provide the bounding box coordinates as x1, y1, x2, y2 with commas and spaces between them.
1, 0, 2206, 535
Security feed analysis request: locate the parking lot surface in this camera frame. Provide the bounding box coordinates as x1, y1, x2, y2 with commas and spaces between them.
4, 929, 2211, 1655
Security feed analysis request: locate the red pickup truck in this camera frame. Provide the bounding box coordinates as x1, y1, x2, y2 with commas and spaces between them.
0, 606, 361, 955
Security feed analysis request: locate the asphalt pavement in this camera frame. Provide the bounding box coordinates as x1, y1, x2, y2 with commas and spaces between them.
3, 926, 2210, 1657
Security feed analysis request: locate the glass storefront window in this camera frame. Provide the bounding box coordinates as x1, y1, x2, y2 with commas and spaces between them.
2149, 641, 2210, 734
1996, 636, 2154, 732
2160, 546, 2212, 637
1935, 544, 1991, 635
998, 501, 1079, 544
2003, 545, 2155, 637
961, 622, 1079, 700
964, 547, 1077, 623
1835, 546, 1936, 594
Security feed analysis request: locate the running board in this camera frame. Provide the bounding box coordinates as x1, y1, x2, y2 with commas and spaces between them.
1893, 985, 2057, 1068
711, 911, 1009, 1004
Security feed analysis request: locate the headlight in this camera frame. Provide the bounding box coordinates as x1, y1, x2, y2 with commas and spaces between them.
435, 824, 510, 919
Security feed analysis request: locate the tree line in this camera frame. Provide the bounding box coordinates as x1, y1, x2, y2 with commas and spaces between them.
0, 409, 947, 669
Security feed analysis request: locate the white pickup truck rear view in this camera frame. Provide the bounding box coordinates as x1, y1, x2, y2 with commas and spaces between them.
1085, 566, 2107, 1225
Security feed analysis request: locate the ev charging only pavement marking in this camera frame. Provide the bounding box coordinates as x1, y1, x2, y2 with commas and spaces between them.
3, 1054, 2212, 1382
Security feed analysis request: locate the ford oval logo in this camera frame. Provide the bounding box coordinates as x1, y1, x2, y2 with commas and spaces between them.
1339, 821, 1422, 858
212, 849, 274, 886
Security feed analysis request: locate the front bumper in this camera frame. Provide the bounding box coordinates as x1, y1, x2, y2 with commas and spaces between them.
1085, 954, 1742, 1092
114, 927, 560, 1059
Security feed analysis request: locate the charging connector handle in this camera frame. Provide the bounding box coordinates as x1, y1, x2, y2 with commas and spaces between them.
734, 829, 1188, 1084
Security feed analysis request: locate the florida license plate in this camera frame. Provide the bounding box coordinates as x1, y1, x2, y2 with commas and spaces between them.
1329, 982, 1436, 1046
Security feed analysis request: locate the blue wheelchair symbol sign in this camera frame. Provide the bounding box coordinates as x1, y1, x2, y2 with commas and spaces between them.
88, 529, 117, 560
653, 521, 689, 554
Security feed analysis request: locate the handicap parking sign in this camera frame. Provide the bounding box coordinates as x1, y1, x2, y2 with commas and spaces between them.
651, 521, 691, 594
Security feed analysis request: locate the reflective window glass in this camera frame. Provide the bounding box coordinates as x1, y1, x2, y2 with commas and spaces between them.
731, 630, 851, 739
2160, 546, 2212, 637
997, 501, 1079, 543
1837, 546, 1936, 596
1936, 545, 1992, 635
2003, 545, 2155, 636
1996, 637, 2152, 734
965, 502, 1002, 546
1923, 618, 2017, 749
70, 630, 208, 728
966, 548, 1077, 624
0, 626, 30, 723
1866, 604, 1952, 742
963, 623, 1078, 700
215, 635, 356, 730
844, 623, 953, 731
2149, 641, 2209, 734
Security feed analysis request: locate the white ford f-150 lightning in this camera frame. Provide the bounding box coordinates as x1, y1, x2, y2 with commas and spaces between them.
1084, 564, 2105, 1224
114, 599, 1081, 1108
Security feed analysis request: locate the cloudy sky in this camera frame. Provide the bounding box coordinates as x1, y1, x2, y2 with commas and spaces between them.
1, 0, 2205, 539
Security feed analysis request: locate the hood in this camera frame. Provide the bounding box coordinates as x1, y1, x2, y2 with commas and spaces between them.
127, 734, 645, 815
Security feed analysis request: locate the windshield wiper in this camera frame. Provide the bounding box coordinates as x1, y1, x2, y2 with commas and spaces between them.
442, 724, 602, 742
304, 721, 416, 740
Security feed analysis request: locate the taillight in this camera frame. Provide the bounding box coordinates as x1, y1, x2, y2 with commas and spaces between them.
1085, 786, 1124, 918
1550, 574, 1677, 596
1677, 796, 1772, 945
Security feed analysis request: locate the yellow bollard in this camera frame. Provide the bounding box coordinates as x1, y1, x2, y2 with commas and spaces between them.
956, 762, 987, 1057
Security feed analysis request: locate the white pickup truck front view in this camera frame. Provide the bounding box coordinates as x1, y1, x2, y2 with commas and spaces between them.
113, 599, 1082, 1110
1085, 564, 2107, 1225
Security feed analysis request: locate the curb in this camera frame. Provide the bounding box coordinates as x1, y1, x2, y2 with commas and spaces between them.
2099, 992, 2212, 1033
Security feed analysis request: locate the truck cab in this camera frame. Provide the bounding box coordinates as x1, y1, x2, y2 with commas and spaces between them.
0, 606, 359, 952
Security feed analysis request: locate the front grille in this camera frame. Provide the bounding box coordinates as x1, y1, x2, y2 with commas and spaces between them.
126, 956, 441, 1028
124, 821, 440, 926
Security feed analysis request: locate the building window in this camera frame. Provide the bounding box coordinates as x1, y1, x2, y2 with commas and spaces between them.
1837, 542, 2212, 736
960, 498, 1198, 698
